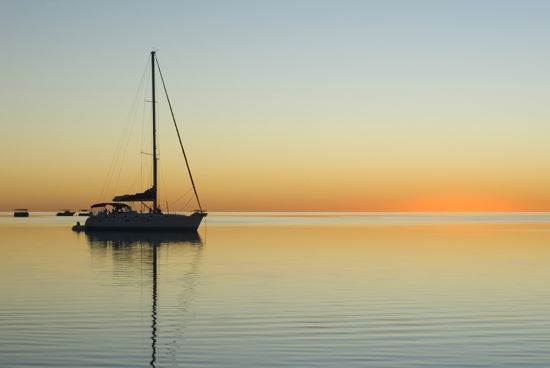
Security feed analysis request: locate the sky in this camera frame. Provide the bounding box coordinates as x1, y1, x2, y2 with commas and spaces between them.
2, 0, 550, 211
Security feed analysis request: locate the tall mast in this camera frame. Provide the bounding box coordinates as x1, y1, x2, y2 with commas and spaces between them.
151, 51, 158, 211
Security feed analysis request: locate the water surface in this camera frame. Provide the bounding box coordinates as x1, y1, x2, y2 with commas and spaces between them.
1, 212, 550, 367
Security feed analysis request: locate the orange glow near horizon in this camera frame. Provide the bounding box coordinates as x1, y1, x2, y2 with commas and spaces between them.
393, 195, 520, 212
2, 161, 550, 212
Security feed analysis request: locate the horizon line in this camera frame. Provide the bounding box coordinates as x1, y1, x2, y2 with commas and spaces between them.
3, 210, 550, 214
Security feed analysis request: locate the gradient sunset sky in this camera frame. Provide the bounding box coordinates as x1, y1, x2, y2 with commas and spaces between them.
2, 0, 550, 211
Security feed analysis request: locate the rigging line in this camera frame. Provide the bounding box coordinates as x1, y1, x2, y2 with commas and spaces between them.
158, 159, 169, 212
102, 56, 150, 200
141, 69, 151, 156
167, 188, 192, 208
142, 85, 154, 196
155, 57, 204, 212
140, 73, 149, 193
112, 118, 137, 196
113, 58, 151, 197
180, 195, 195, 212
126, 166, 144, 195
99, 56, 150, 201
174, 192, 193, 212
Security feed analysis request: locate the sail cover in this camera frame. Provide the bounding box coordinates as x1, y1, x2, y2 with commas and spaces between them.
113, 187, 155, 202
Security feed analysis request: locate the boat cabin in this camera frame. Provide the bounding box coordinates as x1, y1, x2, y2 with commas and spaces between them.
90, 203, 134, 216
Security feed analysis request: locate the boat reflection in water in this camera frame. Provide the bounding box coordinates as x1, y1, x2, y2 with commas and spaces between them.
85, 230, 202, 247
85, 231, 203, 368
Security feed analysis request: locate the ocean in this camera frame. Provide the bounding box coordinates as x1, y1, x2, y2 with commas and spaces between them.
1, 212, 550, 367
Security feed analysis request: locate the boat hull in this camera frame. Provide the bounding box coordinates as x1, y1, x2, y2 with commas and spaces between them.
84, 212, 206, 231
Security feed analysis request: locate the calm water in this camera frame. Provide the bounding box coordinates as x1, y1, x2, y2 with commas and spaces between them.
1, 212, 550, 367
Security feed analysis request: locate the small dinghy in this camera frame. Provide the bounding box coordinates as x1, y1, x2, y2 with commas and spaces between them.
72, 222, 86, 232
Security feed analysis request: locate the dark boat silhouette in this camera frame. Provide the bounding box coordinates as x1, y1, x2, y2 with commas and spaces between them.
56, 209, 75, 216
13, 209, 29, 217
84, 51, 207, 232
85, 229, 202, 246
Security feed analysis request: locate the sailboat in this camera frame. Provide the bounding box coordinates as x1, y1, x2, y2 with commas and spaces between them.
85, 51, 207, 231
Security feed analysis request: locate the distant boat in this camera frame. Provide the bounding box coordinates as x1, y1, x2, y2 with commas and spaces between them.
57, 210, 75, 216
14, 209, 29, 217
85, 51, 207, 232
78, 209, 91, 216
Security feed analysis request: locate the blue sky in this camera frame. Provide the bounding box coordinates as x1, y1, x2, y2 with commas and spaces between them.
2, 1, 550, 210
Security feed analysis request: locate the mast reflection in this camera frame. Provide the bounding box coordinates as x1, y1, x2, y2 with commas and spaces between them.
151, 239, 157, 368
85, 231, 203, 367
